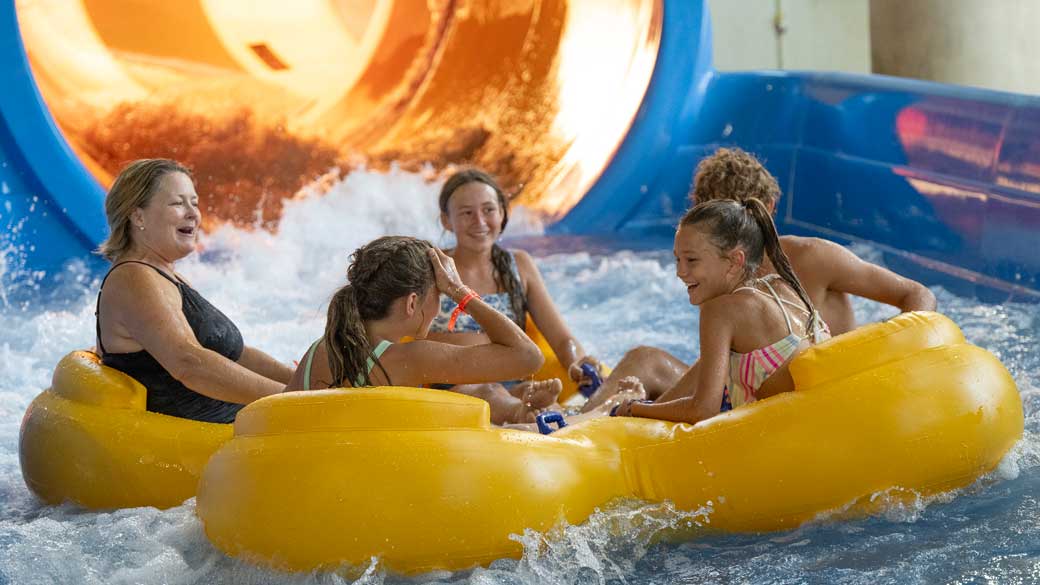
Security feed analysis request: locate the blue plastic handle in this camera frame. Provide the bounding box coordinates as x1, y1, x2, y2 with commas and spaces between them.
577, 363, 604, 398
536, 411, 568, 435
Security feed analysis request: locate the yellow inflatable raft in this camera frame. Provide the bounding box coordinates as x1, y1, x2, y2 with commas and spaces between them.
528, 319, 579, 399
19, 338, 574, 510
196, 312, 1023, 574
19, 351, 233, 509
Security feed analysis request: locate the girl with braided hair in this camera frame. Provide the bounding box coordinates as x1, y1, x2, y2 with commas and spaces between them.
609, 199, 830, 423
426, 169, 604, 417
285, 236, 553, 425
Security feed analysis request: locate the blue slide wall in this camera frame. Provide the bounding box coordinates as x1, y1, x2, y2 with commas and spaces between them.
3, 0, 1039, 303
0, 1, 107, 299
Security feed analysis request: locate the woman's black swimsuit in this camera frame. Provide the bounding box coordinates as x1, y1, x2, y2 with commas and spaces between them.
95, 261, 245, 423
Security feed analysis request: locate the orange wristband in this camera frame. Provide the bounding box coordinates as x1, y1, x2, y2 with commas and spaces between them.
447, 290, 479, 332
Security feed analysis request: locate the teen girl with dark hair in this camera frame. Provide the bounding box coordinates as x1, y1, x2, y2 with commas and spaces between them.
582, 147, 936, 412
286, 236, 554, 425
426, 169, 603, 413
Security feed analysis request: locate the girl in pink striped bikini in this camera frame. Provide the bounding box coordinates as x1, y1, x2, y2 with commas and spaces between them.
610, 198, 829, 422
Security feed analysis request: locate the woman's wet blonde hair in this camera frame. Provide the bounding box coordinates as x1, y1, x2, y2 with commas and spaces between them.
96, 159, 193, 262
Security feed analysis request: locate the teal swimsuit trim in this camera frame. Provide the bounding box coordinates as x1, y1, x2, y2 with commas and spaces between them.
301, 339, 393, 389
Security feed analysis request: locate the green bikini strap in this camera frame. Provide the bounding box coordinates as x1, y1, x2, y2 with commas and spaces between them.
307, 339, 392, 389
355, 339, 393, 387
371, 339, 393, 360
302, 340, 320, 391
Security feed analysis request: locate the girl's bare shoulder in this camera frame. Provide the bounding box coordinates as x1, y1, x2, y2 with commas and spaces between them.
781, 234, 849, 263
700, 291, 759, 320
510, 248, 539, 273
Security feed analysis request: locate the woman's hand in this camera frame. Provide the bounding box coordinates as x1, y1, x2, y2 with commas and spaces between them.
568, 355, 603, 384
428, 248, 468, 300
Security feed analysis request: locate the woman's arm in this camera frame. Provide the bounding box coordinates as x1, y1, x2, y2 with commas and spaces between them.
238, 346, 293, 384
624, 301, 732, 424
424, 330, 489, 346
390, 249, 544, 386
105, 267, 285, 403
514, 250, 600, 382
516, 250, 583, 365
809, 238, 937, 313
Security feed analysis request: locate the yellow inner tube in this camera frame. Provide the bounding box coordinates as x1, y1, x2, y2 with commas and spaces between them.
19, 329, 581, 510
19, 351, 233, 509
528, 318, 580, 400
196, 312, 1023, 574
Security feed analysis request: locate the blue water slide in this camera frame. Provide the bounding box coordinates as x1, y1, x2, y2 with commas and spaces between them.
621, 69, 1040, 301
0, 2, 107, 298
553, 3, 1040, 301
3, 0, 1040, 302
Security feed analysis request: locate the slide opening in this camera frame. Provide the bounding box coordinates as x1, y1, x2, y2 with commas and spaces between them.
16, 0, 661, 228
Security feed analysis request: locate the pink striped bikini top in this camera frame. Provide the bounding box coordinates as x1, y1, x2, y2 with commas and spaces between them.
725, 274, 830, 409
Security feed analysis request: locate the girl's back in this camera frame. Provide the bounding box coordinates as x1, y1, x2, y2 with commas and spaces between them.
717, 274, 829, 404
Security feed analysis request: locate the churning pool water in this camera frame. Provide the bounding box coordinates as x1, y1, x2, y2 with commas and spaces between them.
1, 168, 1037, 584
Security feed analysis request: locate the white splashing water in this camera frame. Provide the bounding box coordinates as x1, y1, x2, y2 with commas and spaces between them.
1, 168, 1039, 584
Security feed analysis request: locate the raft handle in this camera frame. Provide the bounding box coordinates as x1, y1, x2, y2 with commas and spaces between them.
578, 363, 604, 398
536, 411, 567, 435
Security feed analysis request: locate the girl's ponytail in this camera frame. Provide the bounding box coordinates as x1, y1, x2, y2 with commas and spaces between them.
323, 284, 374, 387
323, 236, 435, 387
743, 198, 816, 329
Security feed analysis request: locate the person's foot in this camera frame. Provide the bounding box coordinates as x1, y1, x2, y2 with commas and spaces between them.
596, 376, 648, 414
512, 379, 564, 423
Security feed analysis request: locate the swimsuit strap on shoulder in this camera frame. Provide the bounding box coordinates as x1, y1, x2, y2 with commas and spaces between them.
752, 274, 824, 337
108, 260, 181, 284
371, 339, 393, 360
354, 340, 394, 387
731, 273, 783, 295
757, 277, 796, 335
95, 261, 183, 356
302, 339, 320, 391
731, 274, 797, 335
756, 275, 829, 342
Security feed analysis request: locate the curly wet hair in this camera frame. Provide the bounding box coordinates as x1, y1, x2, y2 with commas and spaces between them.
689, 147, 781, 208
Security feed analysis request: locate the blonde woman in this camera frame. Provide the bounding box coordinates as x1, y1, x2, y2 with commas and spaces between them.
95, 159, 289, 423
